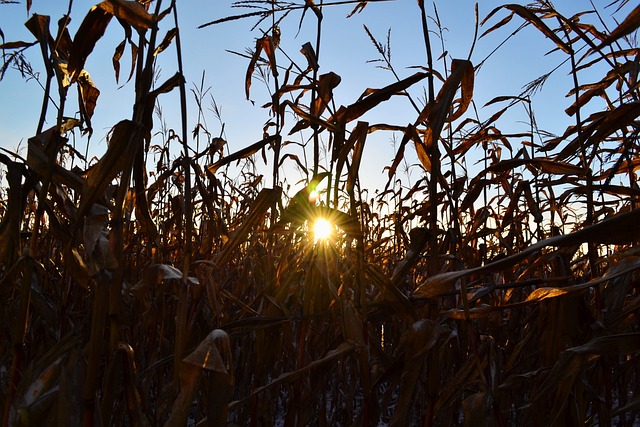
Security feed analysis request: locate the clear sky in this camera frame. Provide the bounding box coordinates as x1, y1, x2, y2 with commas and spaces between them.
0, 1, 634, 194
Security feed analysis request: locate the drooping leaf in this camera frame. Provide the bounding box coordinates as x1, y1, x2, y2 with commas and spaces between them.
285, 100, 338, 134
112, 39, 125, 83
445, 59, 474, 122
165, 330, 233, 427
300, 41, 318, 71
76, 69, 100, 134
78, 119, 139, 222
462, 392, 492, 427
522, 180, 543, 223
24, 13, 51, 52
183, 329, 233, 373
564, 64, 627, 116
532, 332, 640, 423
346, 121, 367, 195
245, 36, 278, 100
417, 59, 473, 161
313, 71, 341, 117
83, 204, 118, 275
386, 124, 419, 187
26, 129, 83, 192
99, 0, 156, 30
68, 4, 113, 82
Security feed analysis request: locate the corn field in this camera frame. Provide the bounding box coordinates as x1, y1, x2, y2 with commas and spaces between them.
1, 0, 639, 426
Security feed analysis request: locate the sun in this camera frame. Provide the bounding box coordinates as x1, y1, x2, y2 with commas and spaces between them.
313, 218, 333, 241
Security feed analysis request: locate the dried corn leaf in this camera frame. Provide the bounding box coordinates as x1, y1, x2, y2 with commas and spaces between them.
445, 256, 640, 320
313, 71, 341, 117
460, 178, 492, 212
0, 159, 23, 263
482, 4, 571, 54
166, 330, 232, 427
486, 158, 585, 176
564, 64, 627, 116
245, 36, 277, 100
445, 59, 474, 122
26, 133, 83, 192
149, 72, 184, 97
596, 3, 640, 50
183, 329, 232, 373
462, 392, 493, 427
386, 124, 420, 184
414, 137, 431, 173
78, 119, 139, 221
112, 39, 125, 83
522, 181, 542, 223
390, 320, 446, 427
332, 72, 429, 124
346, 121, 367, 195
300, 41, 318, 71
414, 208, 640, 298
77, 69, 100, 133
570, 332, 640, 355
154, 27, 177, 56
557, 102, 640, 161
24, 14, 51, 60
229, 342, 354, 409
130, 263, 197, 296
68, 5, 113, 82
533, 332, 640, 423
0, 40, 37, 49
100, 0, 156, 30
207, 135, 278, 174
215, 187, 281, 265
418, 59, 473, 168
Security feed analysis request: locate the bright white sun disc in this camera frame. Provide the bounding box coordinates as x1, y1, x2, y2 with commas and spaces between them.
313, 218, 332, 241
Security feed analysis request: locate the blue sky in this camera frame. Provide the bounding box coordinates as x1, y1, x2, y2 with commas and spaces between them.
0, 1, 633, 194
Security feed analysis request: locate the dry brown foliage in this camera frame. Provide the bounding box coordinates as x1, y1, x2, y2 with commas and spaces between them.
1, 0, 639, 426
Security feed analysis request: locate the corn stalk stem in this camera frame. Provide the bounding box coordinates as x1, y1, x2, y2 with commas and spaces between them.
565, 30, 599, 280
418, 0, 439, 277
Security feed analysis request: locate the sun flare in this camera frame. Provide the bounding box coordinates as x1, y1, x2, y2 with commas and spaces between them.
313, 218, 332, 241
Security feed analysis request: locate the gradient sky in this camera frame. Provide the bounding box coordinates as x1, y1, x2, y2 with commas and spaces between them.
0, 1, 634, 194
